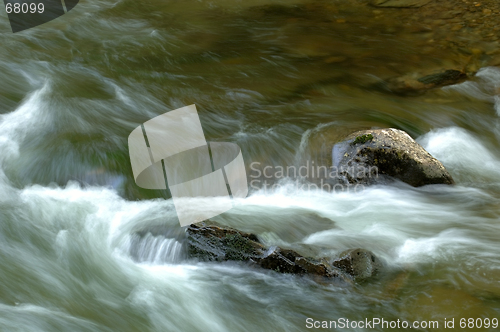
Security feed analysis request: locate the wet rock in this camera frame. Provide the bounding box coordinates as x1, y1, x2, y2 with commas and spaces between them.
256, 246, 335, 277
331, 248, 382, 281
187, 222, 264, 262
256, 246, 303, 274
417, 69, 468, 86
332, 128, 455, 187
371, 0, 432, 8
385, 69, 468, 95
186, 223, 380, 283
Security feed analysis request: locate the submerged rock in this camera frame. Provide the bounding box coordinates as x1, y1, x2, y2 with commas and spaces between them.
371, 0, 431, 8
385, 69, 468, 95
332, 128, 454, 187
187, 222, 381, 283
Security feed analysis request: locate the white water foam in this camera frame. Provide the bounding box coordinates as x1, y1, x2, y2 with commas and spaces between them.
0, 82, 52, 164
417, 126, 500, 184
444, 66, 500, 115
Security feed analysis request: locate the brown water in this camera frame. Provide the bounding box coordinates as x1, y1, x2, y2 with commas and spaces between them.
0, 0, 500, 331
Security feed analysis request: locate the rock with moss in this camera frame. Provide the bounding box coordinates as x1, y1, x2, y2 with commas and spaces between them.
186, 222, 381, 284
351, 134, 374, 145
332, 128, 454, 187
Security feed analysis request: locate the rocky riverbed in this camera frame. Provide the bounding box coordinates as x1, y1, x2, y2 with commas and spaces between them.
247, 0, 500, 89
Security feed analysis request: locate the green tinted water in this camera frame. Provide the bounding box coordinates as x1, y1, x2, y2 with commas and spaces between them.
0, 0, 499, 331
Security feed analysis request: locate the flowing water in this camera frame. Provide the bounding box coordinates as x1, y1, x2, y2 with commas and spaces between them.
1, 0, 500, 331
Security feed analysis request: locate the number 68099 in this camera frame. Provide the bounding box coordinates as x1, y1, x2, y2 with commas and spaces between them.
6, 3, 45, 14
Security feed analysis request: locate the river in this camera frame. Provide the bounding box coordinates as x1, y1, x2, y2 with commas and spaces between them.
0, 0, 500, 331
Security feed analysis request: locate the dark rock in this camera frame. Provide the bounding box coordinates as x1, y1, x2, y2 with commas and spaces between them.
417, 69, 467, 86
332, 128, 454, 187
331, 248, 382, 281
186, 222, 381, 284
257, 247, 306, 274
187, 222, 264, 262
385, 69, 467, 95
371, 0, 432, 8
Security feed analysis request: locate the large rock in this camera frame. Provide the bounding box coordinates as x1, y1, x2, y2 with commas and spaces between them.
332, 128, 454, 187
371, 0, 432, 8
187, 222, 381, 283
